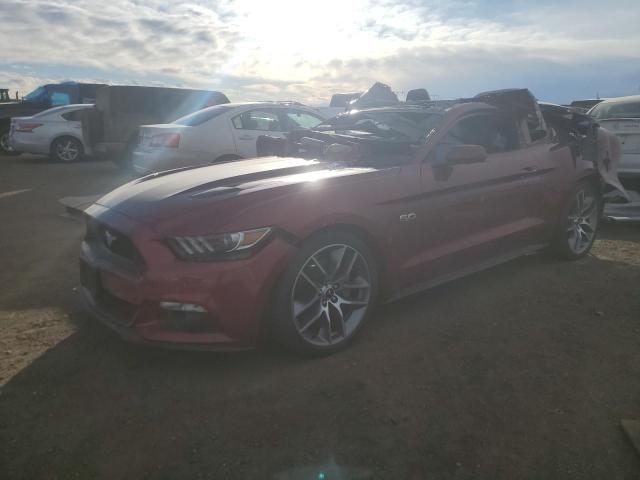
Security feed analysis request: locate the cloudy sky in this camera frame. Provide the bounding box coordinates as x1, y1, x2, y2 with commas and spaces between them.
1, 0, 639, 104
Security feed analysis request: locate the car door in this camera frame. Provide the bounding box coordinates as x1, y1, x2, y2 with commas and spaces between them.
405, 112, 547, 284
231, 108, 288, 158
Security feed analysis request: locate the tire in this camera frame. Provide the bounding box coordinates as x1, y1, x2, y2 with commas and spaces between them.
271, 230, 378, 356
51, 137, 84, 162
552, 179, 602, 260
0, 127, 19, 156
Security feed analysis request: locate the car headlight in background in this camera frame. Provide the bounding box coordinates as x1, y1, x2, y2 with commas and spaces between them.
167, 227, 272, 260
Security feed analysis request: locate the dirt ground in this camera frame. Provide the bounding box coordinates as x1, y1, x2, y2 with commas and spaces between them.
0, 154, 639, 479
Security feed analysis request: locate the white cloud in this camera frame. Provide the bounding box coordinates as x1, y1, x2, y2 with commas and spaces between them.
0, 0, 639, 103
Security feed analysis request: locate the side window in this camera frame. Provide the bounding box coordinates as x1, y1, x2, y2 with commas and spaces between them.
62, 110, 82, 121
50, 91, 71, 106
285, 110, 324, 130
232, 109, 283, 131
445, 114, 520, 153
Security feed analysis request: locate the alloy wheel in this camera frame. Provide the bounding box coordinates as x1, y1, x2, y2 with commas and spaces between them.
566, 187, 598, 255
291, 244, 372, 347
56, 140, 79, 162
0, 132, 14, 152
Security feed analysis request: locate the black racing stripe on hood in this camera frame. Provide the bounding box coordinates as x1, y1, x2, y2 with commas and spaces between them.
173, 163, 329, 198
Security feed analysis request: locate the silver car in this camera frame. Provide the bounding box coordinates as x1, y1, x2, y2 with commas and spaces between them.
9, 104, 93, 162
589, 95, 640, 177
589, 96, 640, 221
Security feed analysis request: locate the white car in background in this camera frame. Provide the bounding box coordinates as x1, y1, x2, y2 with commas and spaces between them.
9, 104, 93, 162
589, 95, 640, 177
132, 102, 327, 174
589, 95, 640, 221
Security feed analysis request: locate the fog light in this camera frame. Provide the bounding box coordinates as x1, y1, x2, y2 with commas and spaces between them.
159, 302, 206, 313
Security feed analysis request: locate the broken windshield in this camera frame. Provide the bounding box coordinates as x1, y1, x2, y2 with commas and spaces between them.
315, 110, 442, 143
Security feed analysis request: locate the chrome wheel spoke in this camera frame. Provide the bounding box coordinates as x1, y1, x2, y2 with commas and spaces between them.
324, 311, 333, 344
300, 271, 321, 289
335, 294, 368, 307
574, 227, 583, 250
580, 221, 594, 235
329, 302, 346, 337
338, 279, 370, 291
581, 195, 596, 216
345, 251, 359, 278
330, 245, 347, 277
311, 255, 329, 279
294, 296, 320, 318
298, 306, 325, 333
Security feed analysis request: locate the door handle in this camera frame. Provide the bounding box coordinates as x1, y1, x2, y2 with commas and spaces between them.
238, 135, 254, 141
522, 166, 539, 173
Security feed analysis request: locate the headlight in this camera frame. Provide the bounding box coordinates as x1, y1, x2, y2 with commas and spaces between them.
167, 227, 272, 261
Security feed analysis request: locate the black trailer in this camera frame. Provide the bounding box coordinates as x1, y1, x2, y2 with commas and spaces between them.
0, 82, 105, 155
81, 85, 229, 166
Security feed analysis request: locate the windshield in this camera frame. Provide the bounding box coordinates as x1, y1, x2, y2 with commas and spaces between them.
22, 86, 46, 102
174, 104, 234, 126
315, 110, 442, 143
589, 100, 640, 119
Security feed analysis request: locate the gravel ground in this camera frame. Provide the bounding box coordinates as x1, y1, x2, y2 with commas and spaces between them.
0, 154, 639, 479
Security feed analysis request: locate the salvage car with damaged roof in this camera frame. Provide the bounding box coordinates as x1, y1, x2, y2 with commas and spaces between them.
78, 88, 627, 355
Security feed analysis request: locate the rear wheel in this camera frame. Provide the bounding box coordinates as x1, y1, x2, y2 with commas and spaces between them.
272, 231, 378, 355
553, 180, 601, 260
0, 127, 19, 156
51, 137, 84, 162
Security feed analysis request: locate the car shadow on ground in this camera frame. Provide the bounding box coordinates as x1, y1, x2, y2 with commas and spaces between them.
1, 250, 639, 479
599, 222, 640, 243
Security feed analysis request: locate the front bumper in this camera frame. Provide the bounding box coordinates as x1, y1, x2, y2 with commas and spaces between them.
79, 205, 297, 350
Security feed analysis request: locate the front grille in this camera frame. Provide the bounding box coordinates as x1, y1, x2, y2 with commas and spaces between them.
85, 218, 145, 266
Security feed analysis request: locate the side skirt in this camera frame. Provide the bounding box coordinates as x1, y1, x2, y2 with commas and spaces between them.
384, 244, 548, 304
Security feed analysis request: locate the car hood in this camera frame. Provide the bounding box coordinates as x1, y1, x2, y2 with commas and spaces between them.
95, 156, 377, 223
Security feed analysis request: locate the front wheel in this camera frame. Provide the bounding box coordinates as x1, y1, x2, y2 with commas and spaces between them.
272, 231, 378, 356
552, 180, 601, 260
51, 137, 84, 162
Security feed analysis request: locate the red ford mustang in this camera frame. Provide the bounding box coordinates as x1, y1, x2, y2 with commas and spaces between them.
79, 89, 625, 355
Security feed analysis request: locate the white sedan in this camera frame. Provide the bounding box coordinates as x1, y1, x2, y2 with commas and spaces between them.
132, 102, 327, 174
9, 104, 93, 162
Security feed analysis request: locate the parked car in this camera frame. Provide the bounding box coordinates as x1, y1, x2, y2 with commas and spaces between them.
589, 95, 640, 221
0, 81, 104, 155
79, 89, 625, 355
81, 86, 230, 167
131, 102, 327, 175
588, 95, 640, 178
9, 104, 93, 162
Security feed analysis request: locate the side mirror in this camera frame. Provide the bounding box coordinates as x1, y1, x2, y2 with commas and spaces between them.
445, 144, 487, 165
